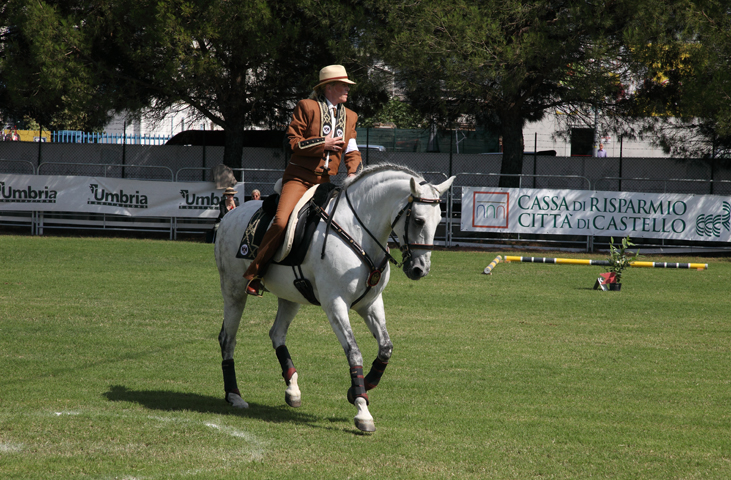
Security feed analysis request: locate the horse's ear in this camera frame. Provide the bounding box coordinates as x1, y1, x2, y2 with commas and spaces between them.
410, 177, 422, 197
434, 176, 456, 197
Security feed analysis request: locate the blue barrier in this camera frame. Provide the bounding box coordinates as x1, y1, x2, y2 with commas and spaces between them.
51, 131, 171, 145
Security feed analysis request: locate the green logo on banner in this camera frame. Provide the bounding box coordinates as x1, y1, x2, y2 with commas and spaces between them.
695, 201, 730, 237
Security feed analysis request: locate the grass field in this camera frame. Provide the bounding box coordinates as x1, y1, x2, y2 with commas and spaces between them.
1, 235, 730, 479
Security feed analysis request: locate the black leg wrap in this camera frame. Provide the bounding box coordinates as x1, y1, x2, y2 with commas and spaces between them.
347, 365, 369, 405
275, 345, 296, 385
222, 359, 239, 394
364, 357, 389, 391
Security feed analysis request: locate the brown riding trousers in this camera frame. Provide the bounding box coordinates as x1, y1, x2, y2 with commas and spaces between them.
242, 177, 317, 282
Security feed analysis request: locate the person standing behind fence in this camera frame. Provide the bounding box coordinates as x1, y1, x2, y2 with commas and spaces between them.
218, 187, 239, 219
243, 64, 362, 297
251, 189, 261, 201
209, 187, 239, 243
597, 143, 607, 157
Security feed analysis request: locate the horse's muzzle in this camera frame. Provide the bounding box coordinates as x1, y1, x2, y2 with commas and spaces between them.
403, 255, 431, 280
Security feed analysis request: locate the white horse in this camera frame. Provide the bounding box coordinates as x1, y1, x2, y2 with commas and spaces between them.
214, 164, 455, 432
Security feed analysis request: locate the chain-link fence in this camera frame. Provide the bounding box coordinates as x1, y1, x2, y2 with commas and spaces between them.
357, 127, 499, 154
3, 140, 731, 196
3, 139, 730, 196
3, 140, 731, 250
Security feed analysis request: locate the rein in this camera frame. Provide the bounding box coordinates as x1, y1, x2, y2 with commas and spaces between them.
313, 178, 442, 307
386, 182, 442, 263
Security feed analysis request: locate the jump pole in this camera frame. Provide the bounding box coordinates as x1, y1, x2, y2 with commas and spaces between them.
503, 256, 707, 270
482, 255, 502, 275
629, 261, 708, 270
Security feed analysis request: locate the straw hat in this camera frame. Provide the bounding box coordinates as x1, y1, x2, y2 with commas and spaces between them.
313, 65, 356, 89
223, 187, 237, 196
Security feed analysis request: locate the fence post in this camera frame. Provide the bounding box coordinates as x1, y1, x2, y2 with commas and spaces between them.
365, 127, 370, 165
618, 135, 623, 192
37, 127, 43, 167
202, 125, 207, 181
122, 121, 127, 178
710, 157, 715, 195
533, 132, 537, 188
449, 126, 453, 178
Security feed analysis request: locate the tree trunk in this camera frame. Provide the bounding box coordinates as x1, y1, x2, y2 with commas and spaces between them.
498, 110, 525, 188
222, 123, 246, 182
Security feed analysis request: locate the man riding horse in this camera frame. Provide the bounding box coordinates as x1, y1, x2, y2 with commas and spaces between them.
243, 65, 362, 296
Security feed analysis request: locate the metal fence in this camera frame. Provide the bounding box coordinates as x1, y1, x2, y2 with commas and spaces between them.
2, 142, 731, 252
51, 131, 171, 145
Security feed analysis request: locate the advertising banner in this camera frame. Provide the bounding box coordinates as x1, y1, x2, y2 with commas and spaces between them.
0, 174, 232, 218
461, 187, 731, 242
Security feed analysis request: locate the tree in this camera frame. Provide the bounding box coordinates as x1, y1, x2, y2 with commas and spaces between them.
0, 0, 390, 170
619, 0, 731, 158
383, 0, 672, 186
359, 98, 427, 128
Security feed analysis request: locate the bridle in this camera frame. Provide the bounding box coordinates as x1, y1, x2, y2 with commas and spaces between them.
313, 179, 442, 306
387, 187, 442, 264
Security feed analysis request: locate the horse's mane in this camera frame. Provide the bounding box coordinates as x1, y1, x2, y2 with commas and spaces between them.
342, 162, 423, 190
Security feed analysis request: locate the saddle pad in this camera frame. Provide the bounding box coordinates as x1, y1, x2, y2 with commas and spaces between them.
235, 184, 337, 263
235, 207, 274, 259
273, 184, 320, 263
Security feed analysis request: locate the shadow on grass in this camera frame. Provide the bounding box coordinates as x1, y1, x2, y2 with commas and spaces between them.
103, 385, 321, 424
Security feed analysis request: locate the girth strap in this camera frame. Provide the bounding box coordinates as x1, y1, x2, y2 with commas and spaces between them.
313, 204, 390, 307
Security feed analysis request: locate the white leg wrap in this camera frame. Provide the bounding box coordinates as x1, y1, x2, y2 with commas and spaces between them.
285, 371, 302, 408
353, 397, 375, 432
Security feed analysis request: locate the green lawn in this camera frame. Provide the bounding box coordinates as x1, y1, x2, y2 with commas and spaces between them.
1, 235, 729, 479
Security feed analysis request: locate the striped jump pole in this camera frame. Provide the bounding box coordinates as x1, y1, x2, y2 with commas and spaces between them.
629, 261, 707, 270
504, 256, 707, 270
504, 256, 610, 266
482, 255, 502, 275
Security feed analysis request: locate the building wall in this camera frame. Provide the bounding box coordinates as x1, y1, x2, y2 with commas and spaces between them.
523, 115, 670, 158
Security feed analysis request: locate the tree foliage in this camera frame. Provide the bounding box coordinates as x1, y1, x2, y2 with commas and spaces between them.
382, 0, 634, 185
359, 98, 427, 128
0, 0, 390, 168
620, 0, 731, 158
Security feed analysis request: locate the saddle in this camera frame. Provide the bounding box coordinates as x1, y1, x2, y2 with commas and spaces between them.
236, 183, 340, 303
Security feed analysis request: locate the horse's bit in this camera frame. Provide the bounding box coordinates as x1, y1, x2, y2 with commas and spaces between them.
311, 181, 441, 306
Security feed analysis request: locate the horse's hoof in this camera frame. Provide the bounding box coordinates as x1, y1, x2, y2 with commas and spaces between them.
225, 391, 249, 409
353, 397, 375, 432
285, 372, 301, 407
354, 417, 376, 432
285, 392, 301, 408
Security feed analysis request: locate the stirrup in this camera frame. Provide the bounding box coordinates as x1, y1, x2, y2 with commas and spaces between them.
246, 277, 263, 297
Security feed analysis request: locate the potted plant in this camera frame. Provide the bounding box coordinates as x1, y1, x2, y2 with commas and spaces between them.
603, 236, 640, 291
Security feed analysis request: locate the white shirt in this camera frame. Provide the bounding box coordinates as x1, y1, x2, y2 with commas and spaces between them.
325, 98, 358, 153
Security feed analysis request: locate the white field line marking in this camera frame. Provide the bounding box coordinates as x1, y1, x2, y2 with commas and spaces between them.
148, 415, 266, 461
203, 422, 265, 461
54, 411, 80, 416
0, 441, 25, 452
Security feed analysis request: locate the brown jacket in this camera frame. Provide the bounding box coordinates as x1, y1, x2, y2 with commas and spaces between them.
285, 99, 362, 184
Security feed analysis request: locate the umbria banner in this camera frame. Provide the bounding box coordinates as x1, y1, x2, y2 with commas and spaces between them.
0, 174, 234, 218
461, 187, 731, 242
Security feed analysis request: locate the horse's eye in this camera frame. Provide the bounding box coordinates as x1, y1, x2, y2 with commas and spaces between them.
413, 217, 425, 226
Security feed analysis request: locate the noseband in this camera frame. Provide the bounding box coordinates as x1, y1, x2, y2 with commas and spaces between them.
389, 190, 441, 263
343, 180, 441, 268
314, 180, 441, 307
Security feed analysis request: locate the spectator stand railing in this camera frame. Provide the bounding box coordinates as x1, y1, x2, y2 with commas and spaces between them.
0, 159, 37, 175
600, 177, 731, 195
34, 163, 176, 238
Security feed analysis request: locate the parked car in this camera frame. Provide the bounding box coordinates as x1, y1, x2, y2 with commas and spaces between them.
479, 150, 557, 156
358, 144, 387, 152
